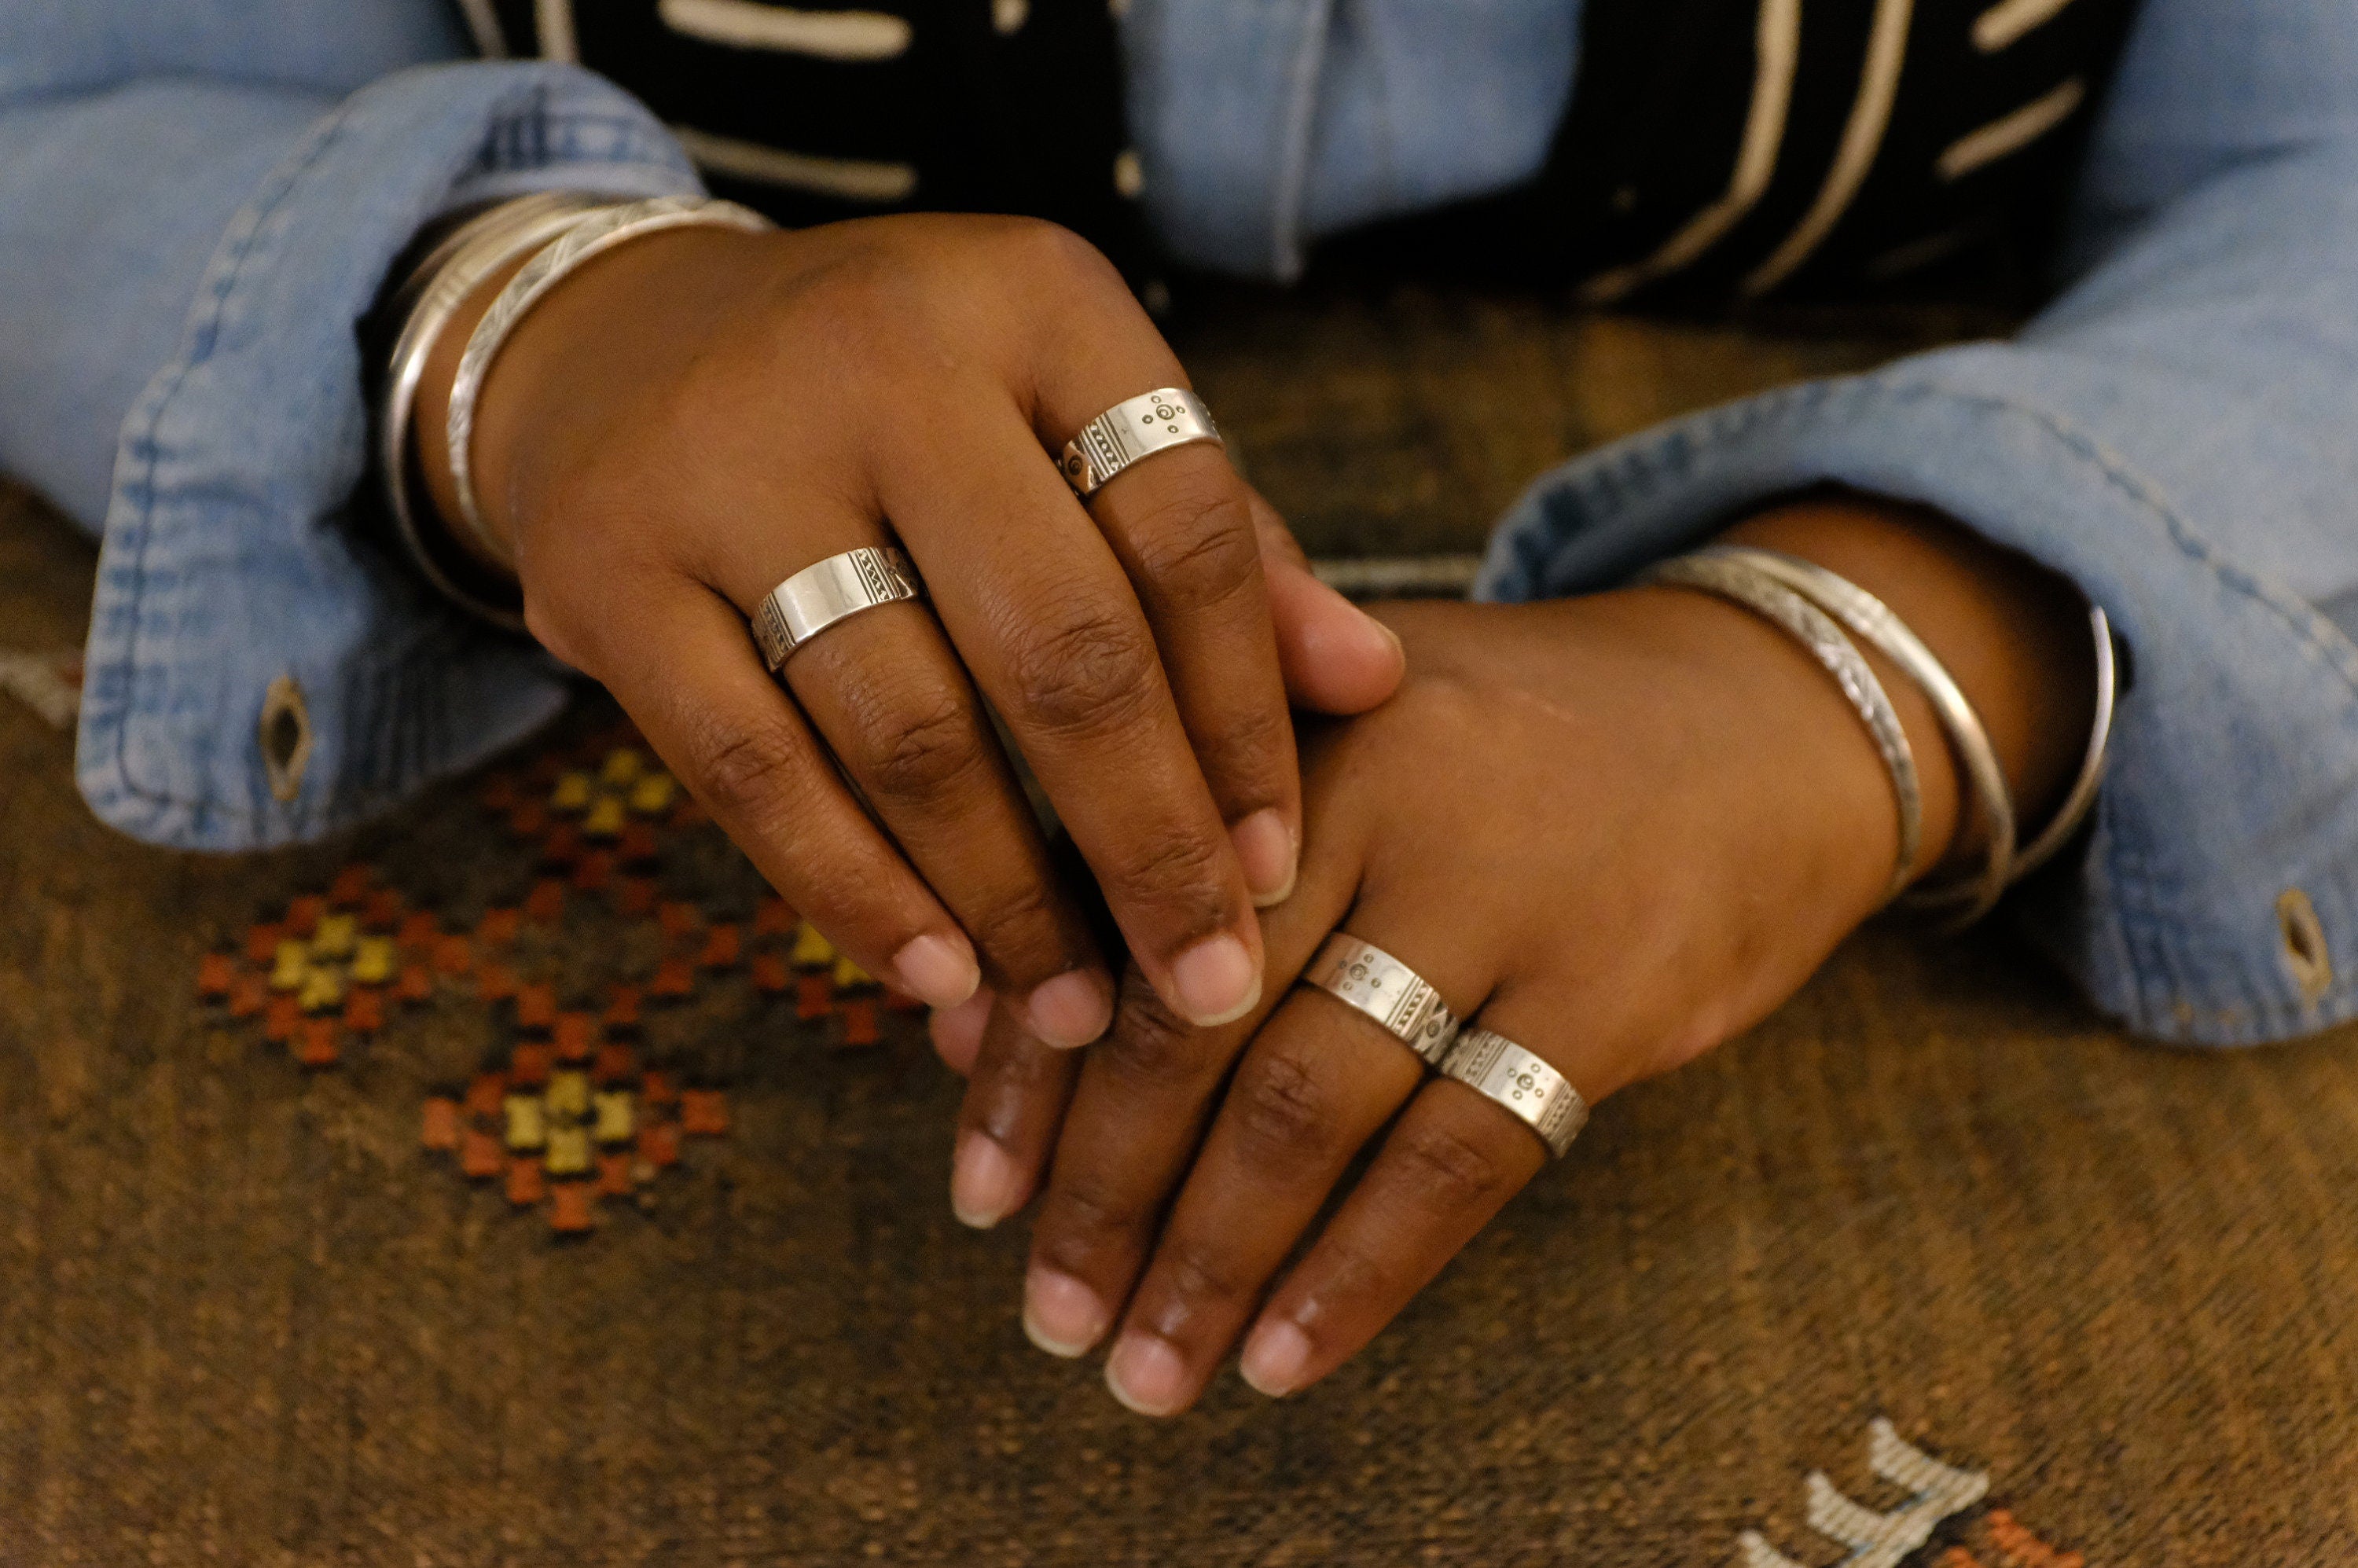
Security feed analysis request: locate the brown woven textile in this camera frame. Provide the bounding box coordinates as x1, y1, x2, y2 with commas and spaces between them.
6, 293, 2358, 1566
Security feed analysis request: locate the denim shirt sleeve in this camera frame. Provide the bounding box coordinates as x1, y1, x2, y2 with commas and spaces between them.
1479, 0, 2358, 1047
1, 10, 701, 851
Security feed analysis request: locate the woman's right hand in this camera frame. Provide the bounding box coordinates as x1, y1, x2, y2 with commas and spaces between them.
412, 211, 1404, 1043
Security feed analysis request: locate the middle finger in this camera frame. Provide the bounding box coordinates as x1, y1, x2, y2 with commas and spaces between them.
884, 398, 1268, 1033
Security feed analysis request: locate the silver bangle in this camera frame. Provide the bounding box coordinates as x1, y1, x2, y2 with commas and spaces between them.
1706, 547, 2018, 926
378, 193, 612, 629
752, 547, 926, 670
1298, 934, 1460, 1067
446, 196, 774, 566
1057, 388, 1221, 498
2011, 604, 2116, 880
1641, 552, 1926, 904
1438, 1029, 1589, 1159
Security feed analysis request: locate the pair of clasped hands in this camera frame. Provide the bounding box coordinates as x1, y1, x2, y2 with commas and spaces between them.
418, 213, 2088, 1416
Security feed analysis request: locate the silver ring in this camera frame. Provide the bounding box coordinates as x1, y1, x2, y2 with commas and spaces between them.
1299, 934, 1460, 1066
1438, 1029, 1588, 1159
1058, 388, 1221, 497
752, 547, 925, 670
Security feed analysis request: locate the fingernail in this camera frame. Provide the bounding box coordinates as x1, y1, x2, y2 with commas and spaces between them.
1231, 809, 1298, 908
950, 1131, 1020, 1229
1239, 1318, 1312, 1398
1104, 1331, 1192, 1417
892, 932, 979, 1010
1023, 1265, 1107, 1357
927, 988, 993, 1069
1169, 932, 1260, 1027
1025, 968, 1115, 1049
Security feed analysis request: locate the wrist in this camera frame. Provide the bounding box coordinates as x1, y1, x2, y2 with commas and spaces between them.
1618, 583, 1948, 922
410, 221, 779, 574
1719, 494, 2096, 880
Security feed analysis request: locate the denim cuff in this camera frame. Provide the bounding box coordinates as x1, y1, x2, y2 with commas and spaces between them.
1479, 356, 2358, 1046
78, 61, 700, 852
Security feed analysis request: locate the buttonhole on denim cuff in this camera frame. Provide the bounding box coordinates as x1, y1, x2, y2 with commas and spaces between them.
2276, 887, 2332, 1007
260, 674, 311, 804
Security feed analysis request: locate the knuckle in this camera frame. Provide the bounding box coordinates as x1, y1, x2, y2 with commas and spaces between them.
1123, 481, 1262, 616
1155, 1236, 1252, 1312
1104, 821, 1232, 925
1229, 1051, 1344, 1170
1192, 698, 1291, 799
987, 217, 1115, 295
1306, 1235, 1394, 1309
967, 879, 1070, 982
844, 681, 984, 806
686, 714, 814, 832
1036, 1173, 1146, 1271
1094, 982, 1208, 1091
1000, 600, 1160, 737
1383, 1122, 1508, 1215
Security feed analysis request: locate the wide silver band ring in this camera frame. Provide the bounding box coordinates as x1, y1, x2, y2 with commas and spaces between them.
752, 547, 925, 670
1058, 388, 1221, 498
1438, 1029, 1589, 1159
1299, 934, 1460, 1067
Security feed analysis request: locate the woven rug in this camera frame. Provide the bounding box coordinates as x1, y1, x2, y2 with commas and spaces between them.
5, 288, 2355, 1566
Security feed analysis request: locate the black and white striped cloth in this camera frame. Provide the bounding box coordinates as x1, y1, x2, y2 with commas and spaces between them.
457, 0, 2139, 301
1543, 0, 2142, 298
460, 0, 1148, 277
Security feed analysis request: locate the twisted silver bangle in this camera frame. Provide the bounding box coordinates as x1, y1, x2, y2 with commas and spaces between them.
1641, 551, 1926, 904
377, 193, 612, 628
1704, 546, 2018, 926
445, 196, 773, 567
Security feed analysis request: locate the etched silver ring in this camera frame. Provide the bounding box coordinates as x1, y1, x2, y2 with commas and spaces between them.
751, 547, 925, 670
1298, 934, 1459, 1067
1438, 1029, 1589, 1159
1058, 387, 1221, 497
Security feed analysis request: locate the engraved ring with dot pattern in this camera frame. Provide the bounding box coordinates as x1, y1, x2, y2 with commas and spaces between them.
1439, 1028, 1589, 1159
1299, 934, 1460, 1067
751, 547, 925, 671
1057, 387, 1221, 497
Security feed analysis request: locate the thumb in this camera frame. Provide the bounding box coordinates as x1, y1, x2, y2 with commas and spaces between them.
1249, 492, 1405, 715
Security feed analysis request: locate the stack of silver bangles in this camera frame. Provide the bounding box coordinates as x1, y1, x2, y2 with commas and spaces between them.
1298, 934, 1589, 1159
377, 193, 777, 627
1640, 544, 2117, 926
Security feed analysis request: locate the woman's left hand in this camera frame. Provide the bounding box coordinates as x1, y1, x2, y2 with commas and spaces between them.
945, 583, 1941, 1412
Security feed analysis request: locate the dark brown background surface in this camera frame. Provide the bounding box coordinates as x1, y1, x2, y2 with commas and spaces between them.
4, 284, 2355, 1565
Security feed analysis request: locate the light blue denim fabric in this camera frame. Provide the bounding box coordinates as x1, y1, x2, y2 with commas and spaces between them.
2, 9, 700, 846
5, 0, 2356, 1047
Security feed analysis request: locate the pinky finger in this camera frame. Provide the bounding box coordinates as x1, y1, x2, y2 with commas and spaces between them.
606, 581, 981, 1008
1234, 1079, 1549, 1399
